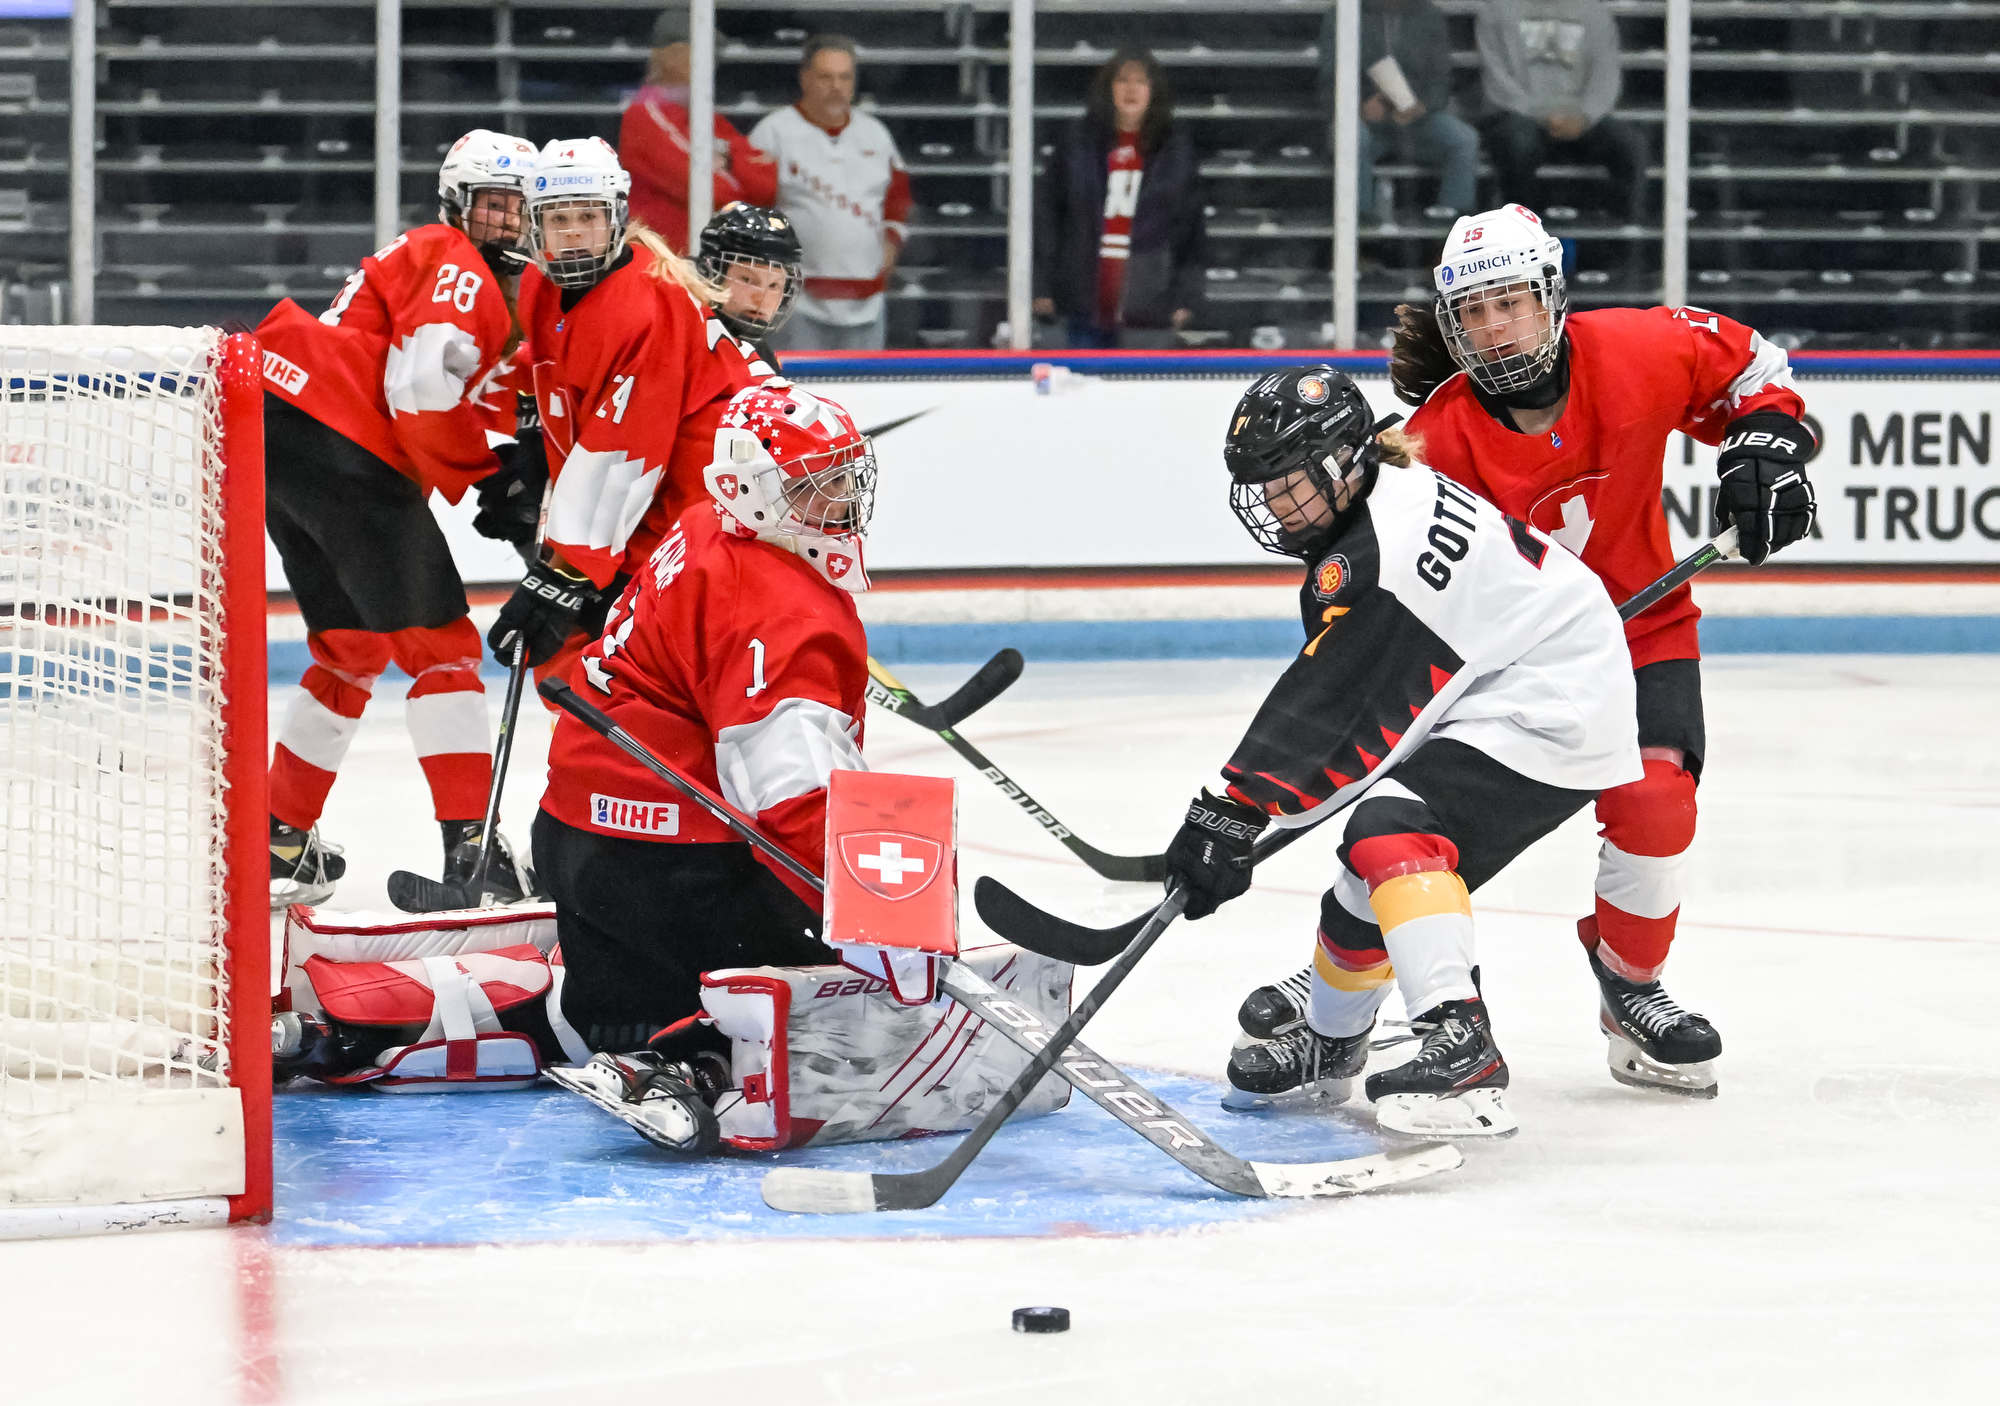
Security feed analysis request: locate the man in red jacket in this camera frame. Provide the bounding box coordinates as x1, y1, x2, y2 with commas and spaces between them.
619, 6, 777, 251
257, 129, 540, 907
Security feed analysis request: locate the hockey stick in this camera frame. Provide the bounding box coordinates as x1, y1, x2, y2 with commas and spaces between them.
864, 647, 1023, 732
538, 677, 1458, 1207
386, 639, 535, 913
865, 655, 1169, 885
860, 407, 936, 439
980, 528, 1747, 965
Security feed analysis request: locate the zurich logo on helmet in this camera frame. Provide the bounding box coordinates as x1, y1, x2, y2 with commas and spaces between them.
1440, 265, 1455, 287
496, 156, 511, 167
535, 176, 547, 190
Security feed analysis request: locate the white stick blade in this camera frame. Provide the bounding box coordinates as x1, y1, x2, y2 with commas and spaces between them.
1252, 1143, 1463, 1199
760, 1167, 883, 1215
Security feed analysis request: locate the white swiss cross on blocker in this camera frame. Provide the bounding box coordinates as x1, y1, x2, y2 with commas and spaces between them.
855, 841, 927, 886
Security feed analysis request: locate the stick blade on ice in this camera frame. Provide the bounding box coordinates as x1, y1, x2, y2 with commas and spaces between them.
1251, 1143, 1463, 1199
761, 1167, 893, 1215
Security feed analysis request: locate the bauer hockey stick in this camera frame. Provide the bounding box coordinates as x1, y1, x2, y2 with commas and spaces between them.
982, 526, 1749, 966
866, 655, 1169, 884
538, 677, 1459, 1208
864, 647, 1024, 732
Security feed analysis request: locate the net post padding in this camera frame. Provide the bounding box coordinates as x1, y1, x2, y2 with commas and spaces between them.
217, 330, 271, 1225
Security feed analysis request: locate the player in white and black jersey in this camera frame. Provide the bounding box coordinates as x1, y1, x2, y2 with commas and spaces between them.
1164, 366, 1642, 1138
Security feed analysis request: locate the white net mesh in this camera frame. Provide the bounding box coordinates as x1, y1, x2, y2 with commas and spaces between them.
1, 329, 240, 1204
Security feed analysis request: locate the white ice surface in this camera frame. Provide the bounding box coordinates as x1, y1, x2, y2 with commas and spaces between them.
4, 654, 1996, 1403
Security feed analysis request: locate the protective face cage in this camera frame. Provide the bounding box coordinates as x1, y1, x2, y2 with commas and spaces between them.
704, 249, 802, 339
1436, 271, 1569, 397
528, 194, 629, 290
762, 437, 879, 539
444, 184, 530, 272
1229, 440, 1369, 560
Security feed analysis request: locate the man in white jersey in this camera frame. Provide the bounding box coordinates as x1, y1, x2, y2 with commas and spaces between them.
750, 34, 912, 351
1163, 366, 1642, 1140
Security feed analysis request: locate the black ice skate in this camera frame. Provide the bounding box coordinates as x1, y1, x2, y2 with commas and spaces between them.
441, 822, 534, 904
1223, 1022, 1372, 1110
1363, 998, 1517, 1139
1590, 949, 1721, 1099
1237, 967, 1315, 1040
270, 819, 345, 908
544, 1050, 726, 1154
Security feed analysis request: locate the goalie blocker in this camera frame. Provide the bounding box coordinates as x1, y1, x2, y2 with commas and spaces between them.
276, 770, 1072, 1149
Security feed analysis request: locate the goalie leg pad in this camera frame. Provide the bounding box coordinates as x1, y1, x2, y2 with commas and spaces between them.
699, 943, 1073, 1151
299, 946, 553, 1090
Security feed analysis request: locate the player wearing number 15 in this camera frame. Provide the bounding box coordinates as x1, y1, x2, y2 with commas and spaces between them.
1389, 203, 1818, 1094
531, 382, 876, 1057
255, 129, 540, 906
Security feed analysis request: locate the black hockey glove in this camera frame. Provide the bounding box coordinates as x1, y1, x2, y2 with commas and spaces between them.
1714, 410, 1816, 566
1164, 789, 1268, 920
488, 560, 602, 668
472, 400, 549, 561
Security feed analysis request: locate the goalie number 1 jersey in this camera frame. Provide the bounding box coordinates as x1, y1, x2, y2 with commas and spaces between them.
1220, 461, 1643, 824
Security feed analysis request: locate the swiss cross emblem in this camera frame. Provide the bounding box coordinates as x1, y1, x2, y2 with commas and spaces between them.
825, 552, 853, 579
714, 473, 739, 497
837, 831, 943, 901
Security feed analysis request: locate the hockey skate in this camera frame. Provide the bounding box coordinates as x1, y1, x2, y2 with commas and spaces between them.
270, 819, 345, 908
441, 824, 534, 903
1591, 948, 1721, 1099
1364, 998, 1517, 1139
545, 1050, 728, 1155
1237, 967, 1316, 1040
1222, 1021, 1372, 1111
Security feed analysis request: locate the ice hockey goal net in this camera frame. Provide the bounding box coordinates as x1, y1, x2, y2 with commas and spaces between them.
1, 326, 269, 1235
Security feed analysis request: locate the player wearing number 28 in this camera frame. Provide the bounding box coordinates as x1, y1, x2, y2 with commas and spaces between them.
255, 129, 541, 906
1391, 203, 1818, 1095
531, 382, 876, 1056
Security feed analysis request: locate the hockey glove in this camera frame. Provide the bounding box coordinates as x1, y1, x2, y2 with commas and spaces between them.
473, 444, 548, 558
1164, 789, 1268, 920
489, 560, 602, 668
1714, 410, 1817, 566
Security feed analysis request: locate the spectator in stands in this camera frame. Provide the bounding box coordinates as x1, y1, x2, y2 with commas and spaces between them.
1333, 0, 1480, 225
1032, 48, 1206, 348
750, 35, 912, 351
1476, 0, 1647, 224
619, 5, 777, 252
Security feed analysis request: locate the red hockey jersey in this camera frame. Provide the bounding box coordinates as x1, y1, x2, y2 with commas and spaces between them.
540, 504, 868, 905
1406, 305, 1805, 668
256, 223, 516, 503
517, 244, 775, 587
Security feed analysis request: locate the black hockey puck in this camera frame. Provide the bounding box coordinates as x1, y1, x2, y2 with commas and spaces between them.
1012, 1306, 1070, 1334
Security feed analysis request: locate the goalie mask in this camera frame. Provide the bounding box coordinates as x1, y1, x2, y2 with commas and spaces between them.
698, 202, 804, 340
1433, 204, 1569, 400
1225, 366, 1381, 560
705, 383, 877, 591
527, 136, 631, 290
438, 129, 537, 273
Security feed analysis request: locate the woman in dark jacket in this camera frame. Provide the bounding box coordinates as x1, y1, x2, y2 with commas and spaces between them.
1033, 49, 1206, 346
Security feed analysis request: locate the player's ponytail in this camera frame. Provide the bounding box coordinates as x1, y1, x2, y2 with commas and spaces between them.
1388, 301, 1458, 407
627, 221, 725, 305
1374, 424, 1422, 468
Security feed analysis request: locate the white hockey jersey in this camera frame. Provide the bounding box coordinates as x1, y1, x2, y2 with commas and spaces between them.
1220, 459, 1642, 823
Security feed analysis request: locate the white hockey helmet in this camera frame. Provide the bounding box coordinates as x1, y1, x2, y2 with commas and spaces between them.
704, 382, 877, 592
438, 129, 538, 270
527, 136, 632, 290
1433, 204, 1568, 397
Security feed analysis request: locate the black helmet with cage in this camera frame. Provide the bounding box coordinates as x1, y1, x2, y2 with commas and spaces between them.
1224, 366, 1383, 559
697, 202, 804, 339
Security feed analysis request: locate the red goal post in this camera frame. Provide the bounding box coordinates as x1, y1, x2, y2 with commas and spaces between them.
1, 326, 270, 1235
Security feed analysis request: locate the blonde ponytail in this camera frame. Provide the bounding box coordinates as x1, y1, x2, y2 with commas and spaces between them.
627, 221, 724, 305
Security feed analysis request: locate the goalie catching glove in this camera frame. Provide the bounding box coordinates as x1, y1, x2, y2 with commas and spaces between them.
489, 558, 607, 667
1164, 789, 1268, 919
1714, 410, 1817, 566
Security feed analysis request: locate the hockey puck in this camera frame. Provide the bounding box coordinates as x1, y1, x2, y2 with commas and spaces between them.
1012, 1306, 1070, 1334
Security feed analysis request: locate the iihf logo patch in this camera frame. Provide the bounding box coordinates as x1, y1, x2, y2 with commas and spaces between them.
1313, 554, 1350, 600
1551, 432, 1563, 448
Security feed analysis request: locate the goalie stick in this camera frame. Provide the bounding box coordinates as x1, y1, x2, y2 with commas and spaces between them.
865, 647, 1024, 732
866, 655, 1168, 885
536, 678, 1460, 1208
980, 528, 1747, 966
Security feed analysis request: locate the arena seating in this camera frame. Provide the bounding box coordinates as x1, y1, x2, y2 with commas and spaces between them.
0, 0, 1993, 347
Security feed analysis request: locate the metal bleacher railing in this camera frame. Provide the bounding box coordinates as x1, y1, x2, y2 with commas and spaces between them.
3, 0, 1995, 348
